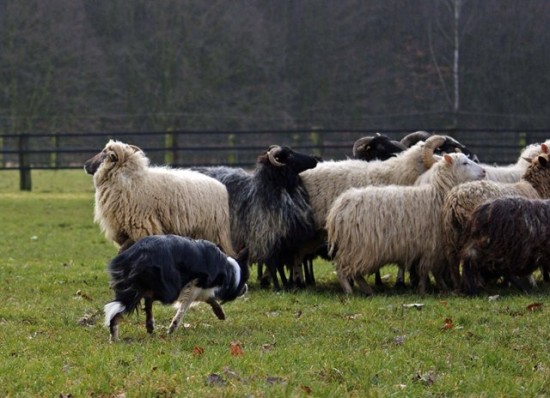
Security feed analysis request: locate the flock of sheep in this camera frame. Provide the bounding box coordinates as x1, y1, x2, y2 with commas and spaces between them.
84, 132, 550, 297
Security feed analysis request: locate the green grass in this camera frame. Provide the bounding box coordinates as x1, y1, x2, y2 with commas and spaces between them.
2, 170, 550, 397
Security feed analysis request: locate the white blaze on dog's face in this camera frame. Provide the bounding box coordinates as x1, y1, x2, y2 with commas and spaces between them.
227, 256, 241, 291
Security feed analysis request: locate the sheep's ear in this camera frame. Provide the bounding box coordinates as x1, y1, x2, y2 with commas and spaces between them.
542, 143, 548, 154
129, 145, 142, 153
523, 157, 532, 163
443, 154, 453, 164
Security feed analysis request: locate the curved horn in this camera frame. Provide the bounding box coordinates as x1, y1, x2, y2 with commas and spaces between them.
400, 131, 432, 147
267, 145, 285, 167
352, 136, 374, 158
422, 135, 447, 169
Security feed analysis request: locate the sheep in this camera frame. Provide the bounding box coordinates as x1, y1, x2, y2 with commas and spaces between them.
84, 140, 235, 256
352, 132, 478, 287
326, 152, 486, 295
193, 145, 319, 291
302, 134, 447, 231
352, 131, 479, 163
460, 196, 550, 295
442, 146, 550, 288
478, 141, 550, 183
352, 133, 407, 161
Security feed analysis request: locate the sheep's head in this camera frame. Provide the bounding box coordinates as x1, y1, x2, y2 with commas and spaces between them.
84, 140, 144, 176
438, 136, 479, 163
353, 133, 406, 161
259, 145, 319, 174
441, 153, 486, 184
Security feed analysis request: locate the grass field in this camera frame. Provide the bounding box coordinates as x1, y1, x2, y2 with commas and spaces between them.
1, 170, 550, 397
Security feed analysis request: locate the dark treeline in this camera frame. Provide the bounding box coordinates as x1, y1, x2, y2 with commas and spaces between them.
1, 0, 550, 134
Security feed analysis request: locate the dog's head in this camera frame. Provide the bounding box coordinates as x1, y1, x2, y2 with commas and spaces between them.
221, 248, 250, 303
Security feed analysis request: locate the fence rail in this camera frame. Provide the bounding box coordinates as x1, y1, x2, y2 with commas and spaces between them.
2, 128, 550, 190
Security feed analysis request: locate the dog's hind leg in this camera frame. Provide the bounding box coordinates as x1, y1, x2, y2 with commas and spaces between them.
109, 313, 123, 343
144, 296, 155, 334
206, 297, 226, 320
168, 280, 199, 334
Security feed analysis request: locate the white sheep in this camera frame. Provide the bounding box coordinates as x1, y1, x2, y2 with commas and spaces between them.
301, 135, 447, 230
472, 141, 549, 183
442, 145, 550, 287
84, 140, 235, 256
326, 152, 486, 295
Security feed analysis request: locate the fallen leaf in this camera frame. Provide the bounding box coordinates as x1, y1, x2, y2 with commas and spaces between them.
192, 346, 205, 357
230, 341, 244, 357
301, 385, 313, 394
294, 310, 303, 318
442, 318, 453, 331
488, 295, 500, 301
345, 313, 363, 320
527, 302, 543, 312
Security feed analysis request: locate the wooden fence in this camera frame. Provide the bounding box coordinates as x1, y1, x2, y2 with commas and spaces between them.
1, 128, 550, 190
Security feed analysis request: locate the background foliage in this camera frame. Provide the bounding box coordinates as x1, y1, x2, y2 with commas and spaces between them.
1, 0, 550, 134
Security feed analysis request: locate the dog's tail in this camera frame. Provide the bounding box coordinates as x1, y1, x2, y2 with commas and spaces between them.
104, 301, 126, 327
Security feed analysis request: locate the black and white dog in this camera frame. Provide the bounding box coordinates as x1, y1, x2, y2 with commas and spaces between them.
104, 234, 249, 342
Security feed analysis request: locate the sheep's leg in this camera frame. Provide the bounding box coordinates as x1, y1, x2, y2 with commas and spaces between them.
207, 297, 226, 320
374, 271, 383, 286
354, 274, 374, 296
144, 297, 155, 334
461, 259, 478, 295
266, 264, 281, 291
304, 258, 316, 286
504, 272, 531, 294
291, 256, 306, 289
109, 313, 123, 343
277, 263, 290, 289
394, 266, 406, 289
258, 263, 272, 289
168, 280, 199, 334
337, 271, 354, 294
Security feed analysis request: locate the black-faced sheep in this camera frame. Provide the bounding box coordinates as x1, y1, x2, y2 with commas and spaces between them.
326, 153, 486, 295
352, 133, 407, 161
194, 145, 319, 291
352, 131, 478, 164
84, 140, 235, 256
442, 146, 550, 288
460, 196, 550, 295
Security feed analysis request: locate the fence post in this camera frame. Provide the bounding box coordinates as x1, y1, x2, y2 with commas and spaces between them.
19, 133, 32, 191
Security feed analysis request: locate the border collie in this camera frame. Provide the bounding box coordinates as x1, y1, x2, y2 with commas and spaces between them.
103, 234, 249, 342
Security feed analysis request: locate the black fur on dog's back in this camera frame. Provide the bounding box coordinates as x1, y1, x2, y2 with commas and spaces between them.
107, 234, 249, 315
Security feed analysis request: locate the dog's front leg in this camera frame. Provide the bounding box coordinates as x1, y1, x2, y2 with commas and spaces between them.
206, 297, 226, 320
144, 297, 154, 334
168, 280, 198, 334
